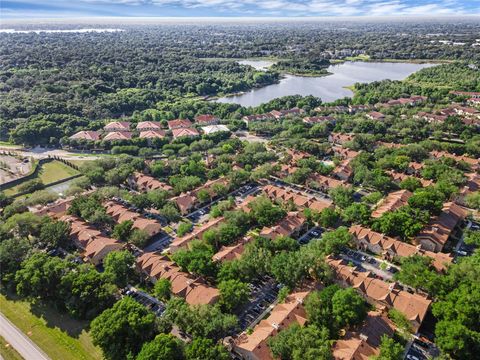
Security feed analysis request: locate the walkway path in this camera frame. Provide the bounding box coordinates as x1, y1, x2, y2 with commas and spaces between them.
0, 312, 50, 360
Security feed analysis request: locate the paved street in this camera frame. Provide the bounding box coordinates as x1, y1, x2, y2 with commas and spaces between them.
0, 312, 50, 360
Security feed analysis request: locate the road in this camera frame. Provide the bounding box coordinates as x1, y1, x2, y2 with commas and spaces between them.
0, 312, 50, 360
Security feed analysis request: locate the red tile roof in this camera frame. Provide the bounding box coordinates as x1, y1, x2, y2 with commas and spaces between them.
69, 131, 101, 141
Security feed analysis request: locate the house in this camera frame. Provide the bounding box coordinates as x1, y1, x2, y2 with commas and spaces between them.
167, 119, 193, 130
104, 121, 131, 132
331, 145, 360, 160
449, 91, 480, 99
213, 236, 253, 262
348, 104, 371, 114
69, 131, 101, 141
139, 130, 166, 139
195, 114, 220, 125
170, 217, 225, 252
326, 256, 431, 332
302, 116, 335, 124
453, 106, 480, 118
263, 184, 334, 213
286, 149, 311, 163
129, 172, 173, 192
430, 151, 479, 171
171, 193, 197, 215
416, 202, 467, 252
416, 112, 448, 124
371, 190, 412, 219
277, 164, 298, 178
315, 105, 348, 113
332, 159, 354, 182
406, 162, 425, 176
201, 125, 230, 135
137, 252, 219, 305
61, 215, 123, 265
31, 197, 74, 218
172, 127, 200, 139
328, 132, 355, 145
366, 111, 385, 121
386, 171, 433, 188
242, 113, 276, 125
308, 174, 349, 192
136, 121, 162, 131
259, 212, 306, 240
467, 98, 480, 106
104, 201, 162, 238
349, 225, 453, 272
103, 131, 132, 141
232, 291, 311, 360
455, 172, 480, 207
269, 108, 304, 119
332, 310, 396, 360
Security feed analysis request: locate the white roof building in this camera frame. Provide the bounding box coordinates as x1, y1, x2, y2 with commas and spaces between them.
201, 125, 230, 135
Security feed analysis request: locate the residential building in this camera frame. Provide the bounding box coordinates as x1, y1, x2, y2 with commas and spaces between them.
232, 291, 311, 360
386, 170, 433, 188
139, 130, 166, 139
69, 131, 101, 141
104, 121, 131, 132
326, 256, 431, 332
103, 131, 132, 141
328, 132, 355, 145
259, 212, 306, 240
171, 193, 197, 215
332, 310, 396, 360
137, 252, 219, 305
129, 172, 173, 192
416, 202, 467, 252
170, 217, 225, 252
332, 158, 354, 182
371, 190, 412, 218
171, 127, 200, 139
263, 184, 334, 212
455, 172, 480, 207
167, 119, 193, 129
307, 174, 349, 192
242, 113, 276, 125
201, 124, 230, 135
349, 225, 453, 272
269, 107, 304, 119
136, 121, 162, 131
213, 236, 253, 262
366, 111, 385, 121
195, 114, 220, 125
302, 116, 335, 124
104, 201, 162, 238
430, 151, 479, 171
449, 91, 480, 99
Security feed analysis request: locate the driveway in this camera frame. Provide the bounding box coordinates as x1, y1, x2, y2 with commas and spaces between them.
0, 312, 50, 360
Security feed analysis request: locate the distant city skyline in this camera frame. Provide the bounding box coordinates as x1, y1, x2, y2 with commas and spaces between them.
1, 0, 479, 19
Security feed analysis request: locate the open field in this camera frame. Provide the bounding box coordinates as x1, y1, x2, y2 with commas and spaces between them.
0, 295, 102, 360
0, 335, 24, 360
4, 160, 80, 196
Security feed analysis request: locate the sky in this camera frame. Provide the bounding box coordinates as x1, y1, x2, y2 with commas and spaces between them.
1, 0, 479, 18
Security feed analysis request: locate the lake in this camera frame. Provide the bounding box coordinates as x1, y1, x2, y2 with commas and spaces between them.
216, 61, 436, 107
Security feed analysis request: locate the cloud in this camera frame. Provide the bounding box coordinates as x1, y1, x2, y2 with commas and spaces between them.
1, 0, 476, 17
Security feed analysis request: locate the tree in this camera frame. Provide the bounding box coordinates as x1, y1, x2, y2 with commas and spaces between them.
394, 255, 441, 295
464, 229, 480, 246
38, 219, 71, 249
103, 250, 136, 288
305, 285, 340, 335
399, 177, 422, 192
177, 222, 193, 237
465, 191, 480, 210
388, 308, 413, 334
185, 338, 230, 360
341, 203, 371, 225
90, 297, 156, 360
171, 240, 217, 278
154, 278, 172, 301
129, 229, 150, 248
320, 227, 353, 255
18, 179, 44, 193
60, 264, 117, 319
248, 196, 286, 227
15, 252, 71, 301
408, 187, 445, 214
373, 206, 428, 240
268, 324, 332, 360
197, 189, 211, 203
316, 208, 340, 228
218, 279, 250, 312
328, 186, 354, 209
331, 288, 368, 329
136, 334, 184, 360
0, 237, 30, 284
372, 335, 404, 360
112, 220, 134, 242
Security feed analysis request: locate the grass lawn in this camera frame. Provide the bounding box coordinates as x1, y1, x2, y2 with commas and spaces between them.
38, 161, 79, 184
0, 295, 102, 360
4, 161, 80, 196
0, 335, 24, 360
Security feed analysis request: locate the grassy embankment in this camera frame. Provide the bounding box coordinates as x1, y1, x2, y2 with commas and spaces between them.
0, 295, 102, 360
0, 335, 24, 360
4, 160, 80, 196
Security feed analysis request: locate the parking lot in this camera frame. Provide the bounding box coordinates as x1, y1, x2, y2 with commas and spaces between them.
268, 177, 331, 201
340, 248, 398, 281
298, 226, 323, 245
237, 276, 280, 331
123, 287, 165, 317
405, 339, 436, 360
455, 220, 479, 259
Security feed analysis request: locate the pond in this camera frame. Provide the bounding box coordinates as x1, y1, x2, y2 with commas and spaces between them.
216, 61, 437, 107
